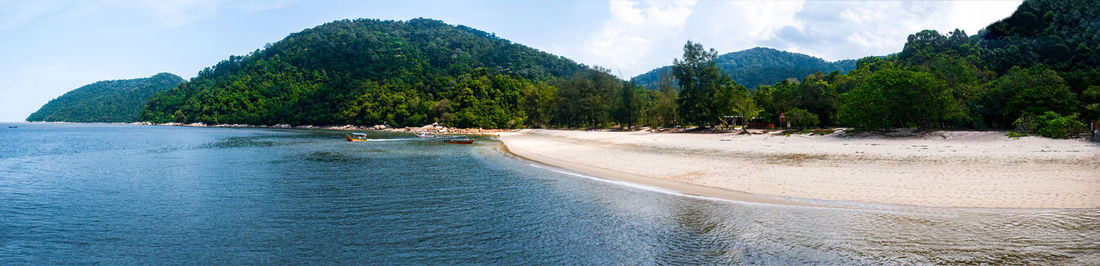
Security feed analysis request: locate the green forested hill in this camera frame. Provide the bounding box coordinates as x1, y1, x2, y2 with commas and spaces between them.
979, 0, 1100, 75
135, 0, 1098, 135
631, 47, 857, 89
140, 18, 591, 126
752, 0, 1100, 134
27, 73, 184, 122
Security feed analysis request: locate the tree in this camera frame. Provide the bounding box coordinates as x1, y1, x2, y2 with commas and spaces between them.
839, 68, 958, 131
611, 82, 643, 129
794, 73, 839, 126
444, 70, 528, 128
641, 71, 679, 128
673, 41, 739, 127
730, 86, 761, 129
522, 82, 557, 128
553, 68, 617, 128
140, 18, 591, 127
980, 65, 1079, 127
786, 108, 819, 129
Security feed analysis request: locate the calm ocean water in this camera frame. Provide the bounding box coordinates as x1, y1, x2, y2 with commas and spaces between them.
0, 123, 1096, 264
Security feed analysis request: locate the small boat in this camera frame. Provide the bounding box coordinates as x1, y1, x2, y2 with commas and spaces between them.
415, 132, 435, 138
442, 135, 474, 144
7, 126, 16, 128
345, 132, 369, 142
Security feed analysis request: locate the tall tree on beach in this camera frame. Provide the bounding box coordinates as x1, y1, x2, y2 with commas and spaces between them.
673, 41, 739, 127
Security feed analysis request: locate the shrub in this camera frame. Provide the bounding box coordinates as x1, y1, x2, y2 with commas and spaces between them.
1014, 111, 1086, 139
1035, 112, 1086, 139
786, 108, 819, 129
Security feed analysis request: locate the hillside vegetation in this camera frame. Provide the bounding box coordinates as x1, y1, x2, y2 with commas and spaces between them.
135, 0, 1097, 138
140, 18, 591, 127
631, 47, 857, 89
27, 73, 183, 122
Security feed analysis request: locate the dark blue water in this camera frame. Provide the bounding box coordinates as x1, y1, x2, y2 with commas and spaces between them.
1, 123, 1097, 264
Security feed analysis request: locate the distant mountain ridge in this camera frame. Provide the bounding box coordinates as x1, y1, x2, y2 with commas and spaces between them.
632, 47, 857, 89
27, 73, 184, 122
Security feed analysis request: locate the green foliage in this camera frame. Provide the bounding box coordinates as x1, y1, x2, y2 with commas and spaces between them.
611, 82, 643, 129
838, 68, 958, 131
785, 108, 819, 129
140, 18, 589, 126
28, 73, 183, 122
981, 0, 1100, 73
522, 82, 557, 128
130, 0, 1096, 136
793, 73, 840, 126
751, 72, 840, 127
552, 68, 619, 128
730, 87, 762, 128
443, 70, 528, 128
640, 72, 679, 128
1080, 85, 1100, 122
1014, 111, 1087, 138
980, 66, 1079, 128
673, 41, 742, 127
1036, 112, 1086, 138
633, 47, 856, 89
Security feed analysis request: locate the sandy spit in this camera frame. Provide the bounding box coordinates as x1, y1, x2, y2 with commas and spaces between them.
498, 129, 1100, 209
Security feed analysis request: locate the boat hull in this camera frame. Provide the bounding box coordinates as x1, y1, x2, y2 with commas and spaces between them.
443, 139, 474, 144
345, 136, 367, 142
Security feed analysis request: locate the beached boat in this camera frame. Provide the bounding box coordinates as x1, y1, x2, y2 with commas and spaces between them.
345, 132, 369, 141
442, 135, 474, 144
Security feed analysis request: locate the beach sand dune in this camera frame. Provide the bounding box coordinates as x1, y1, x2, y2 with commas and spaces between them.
499, 129, 1100, 209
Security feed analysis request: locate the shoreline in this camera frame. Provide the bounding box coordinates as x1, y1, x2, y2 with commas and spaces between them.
499, 143, 827, 208
498, 129, 1100, 209
24, 121, 507, 136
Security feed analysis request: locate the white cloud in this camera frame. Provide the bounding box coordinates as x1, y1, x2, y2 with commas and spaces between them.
946, 0, 1022, 34
686, 0, 805, 54
578, 0, 697, 77
748, 1, 1022, 61
574, 0, 1025, 78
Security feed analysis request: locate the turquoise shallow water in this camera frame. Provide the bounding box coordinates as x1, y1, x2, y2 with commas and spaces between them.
0, 123, 1097, 264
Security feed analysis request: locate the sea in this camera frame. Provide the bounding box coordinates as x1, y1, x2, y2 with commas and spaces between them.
1, 123, 1096, 264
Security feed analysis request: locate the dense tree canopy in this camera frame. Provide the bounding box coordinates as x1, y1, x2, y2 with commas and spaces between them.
673, 41, 745, 127
141, 18, 590, 127
552, 68, 619, 128
28, 73, 183, 122
127, 0, 1096, 138
838, 68, 958, 130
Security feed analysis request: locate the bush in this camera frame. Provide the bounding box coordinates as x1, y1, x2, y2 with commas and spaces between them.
786, 108, 819, 129
1036, 112, 1086, 138
838, 68, 956, 131
1014, 111, 1086, 139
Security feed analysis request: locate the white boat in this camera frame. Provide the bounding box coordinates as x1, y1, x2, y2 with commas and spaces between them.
345, 132, 369, 141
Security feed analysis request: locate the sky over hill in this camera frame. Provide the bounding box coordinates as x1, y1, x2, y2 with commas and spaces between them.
0, 0, 1021, 122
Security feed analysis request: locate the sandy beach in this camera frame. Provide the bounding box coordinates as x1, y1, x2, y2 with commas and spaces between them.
499, 129, 1100, 209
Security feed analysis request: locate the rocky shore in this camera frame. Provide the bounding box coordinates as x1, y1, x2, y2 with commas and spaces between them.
126, 121, 512, 136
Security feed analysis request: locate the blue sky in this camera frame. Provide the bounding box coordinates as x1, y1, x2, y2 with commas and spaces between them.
0, 0, 1022, 122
